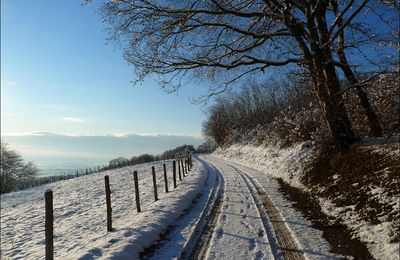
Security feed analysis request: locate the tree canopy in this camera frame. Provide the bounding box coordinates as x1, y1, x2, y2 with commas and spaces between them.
100, 0, 396, 90
99, 0, 398, 149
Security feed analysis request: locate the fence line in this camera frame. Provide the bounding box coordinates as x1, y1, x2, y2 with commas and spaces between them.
14, 157, 172, 193
42, 155, 193, 258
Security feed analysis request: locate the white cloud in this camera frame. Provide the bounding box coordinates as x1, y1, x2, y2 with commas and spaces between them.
60, 117, 85, 123
5, 81, 18, 86
21, 148, 109, 159
65, 132, 162, 137
40, 104, 72, 111
1, 132, 47, 137
1, 131, 203, 139
2, 132, 205, 167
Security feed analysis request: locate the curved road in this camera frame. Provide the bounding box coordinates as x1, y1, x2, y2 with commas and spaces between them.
192, 155, 306, 260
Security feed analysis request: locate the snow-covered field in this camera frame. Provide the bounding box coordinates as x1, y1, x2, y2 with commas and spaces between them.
2, 144, 398, 260
1, 159, 206, 259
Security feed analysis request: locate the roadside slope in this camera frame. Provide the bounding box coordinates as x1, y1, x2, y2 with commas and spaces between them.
211, 142, 399, 259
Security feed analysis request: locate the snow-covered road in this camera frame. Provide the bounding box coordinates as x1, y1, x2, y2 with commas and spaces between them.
196, 155, 342, 260
204, 159, 276, 259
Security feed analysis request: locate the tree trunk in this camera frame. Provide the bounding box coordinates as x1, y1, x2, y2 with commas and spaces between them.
331, 0, 383, 137
314, 79, 360, 149
310, 47, 360, 150
354, 86, 383, 137
287, 6, 360, 150
337, 53, 383, 137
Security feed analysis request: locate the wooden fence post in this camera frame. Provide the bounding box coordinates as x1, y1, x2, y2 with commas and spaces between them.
182, 159, 188, 178
178, 159, 182, 181
173, 161, 177, 188
44, 189, 54, 260
104, 175, 112, 232
152, 166, 158, 201
179, 159, 183, 178
163, 163, 168, 193
184, 159, 187, 175
182, 159, 186, 175
133, 171, 141, 212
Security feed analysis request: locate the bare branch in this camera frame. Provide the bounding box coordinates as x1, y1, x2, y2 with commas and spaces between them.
330, 0, 370, 43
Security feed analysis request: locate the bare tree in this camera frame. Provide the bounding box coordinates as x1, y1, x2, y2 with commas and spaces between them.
1, 140, 38, 193
99, 0, 397, 149
329, 1, 383, 137
202, 97, 234, 145
196, 140, 217, 153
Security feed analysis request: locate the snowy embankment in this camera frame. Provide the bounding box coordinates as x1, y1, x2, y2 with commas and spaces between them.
211, 143, 399, 260
1, 159, 206, 259
212, 142, 311, 188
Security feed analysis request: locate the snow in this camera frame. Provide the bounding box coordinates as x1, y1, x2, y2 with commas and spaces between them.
319, 181, 400, 260
320, 199, 399, 260
212, 142, 312, 189
206, 155, 341, 259
203, 157, 275, 259
1, 159, 206, 259
212, 142, 400, 260
2, 141, 398, 259
149, 157, 220, 259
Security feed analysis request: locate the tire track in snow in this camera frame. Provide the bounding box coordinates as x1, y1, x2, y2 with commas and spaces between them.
179, 158, 224, 260
233, 166, 305, 260
203, 158, 275, 260
140, 163, 211, 259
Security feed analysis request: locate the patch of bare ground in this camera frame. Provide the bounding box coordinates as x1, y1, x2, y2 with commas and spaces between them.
302, 142, 399, 238
288, 140, 399, 258
278, 178, 374, 259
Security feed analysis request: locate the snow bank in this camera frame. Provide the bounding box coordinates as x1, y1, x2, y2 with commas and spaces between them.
320, 199, 399, 260
1, 160, 206, 259
212, 142, 311, 188
212, 142, 400, 260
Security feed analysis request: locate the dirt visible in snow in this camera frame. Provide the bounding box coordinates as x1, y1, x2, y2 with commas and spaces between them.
212, 140, 399, 258
248, 178, 305, 259
278, 179, 374, 259
302, 142, 400, 242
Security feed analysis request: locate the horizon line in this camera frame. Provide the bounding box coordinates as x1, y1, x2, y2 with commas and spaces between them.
1, 131, 204, 139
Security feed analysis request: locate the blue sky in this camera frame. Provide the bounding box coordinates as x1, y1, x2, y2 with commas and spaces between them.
1, 0, 207, 170
2, 1, 396, 172
1, 0, 208, 136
